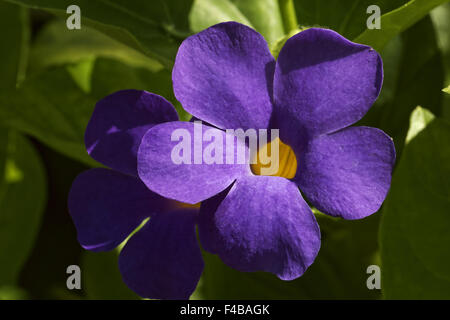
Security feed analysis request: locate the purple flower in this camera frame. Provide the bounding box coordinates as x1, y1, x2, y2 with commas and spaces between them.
138, 23, 395, 280
68, 90, 203, 299
69, 22, 395, 300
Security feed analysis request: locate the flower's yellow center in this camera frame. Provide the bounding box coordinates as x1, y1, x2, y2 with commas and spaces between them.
251, 137, 297, 179
173, 201, 201, 209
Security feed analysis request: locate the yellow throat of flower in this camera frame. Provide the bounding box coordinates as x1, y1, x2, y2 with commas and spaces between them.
251, 137, 297, 179
173, 201, 201, 209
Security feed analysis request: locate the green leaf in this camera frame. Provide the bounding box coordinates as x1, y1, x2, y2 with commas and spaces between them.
7, 0, 194, 69
189, 0, 253, 33
0, 67, 98, 166
443, 85, 450, 94
380, 112, 450, 299
291, 0, 448, 52
66, 57, 96, 93
196, 213, 381, 299
355, 0, 450, 52
405, 106, 436, 143
359, 17, 444, 157
29, 19, 163, 73
0, 57, 187, 166
0, 129, 47, 285
190, 0, 285, 46
293, 0, 407, 40
231, 0, 284, 44
82, 250, 139, 300
0, 1, 29, 89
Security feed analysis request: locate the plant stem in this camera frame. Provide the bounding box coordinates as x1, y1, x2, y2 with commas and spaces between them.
279, 0, 299, 33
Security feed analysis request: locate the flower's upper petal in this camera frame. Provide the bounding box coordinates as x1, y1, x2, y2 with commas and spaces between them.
68, 168, 171, 251
85, 90, 178, 176
296, 126, 395, 220
118, 209, 203, 300
138, 121, 250, 204
198, 175, 321, 280
173, 22, 275, 131
273, 28, 383, 138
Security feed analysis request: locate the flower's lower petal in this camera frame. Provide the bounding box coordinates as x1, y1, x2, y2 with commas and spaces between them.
68, 168, 171, 251
296, 126, 395, 220
138, 121, 250, 204
199, 176, 321, 280
173, 22, 275, 131
198, 186, 231, 254
85, 90, 178, 176
274, 28, 383, 138
118, 209, 204, 300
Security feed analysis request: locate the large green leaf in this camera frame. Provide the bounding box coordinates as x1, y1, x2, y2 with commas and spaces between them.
0, 67, 98, 166
380, 109, 450, 299
0, 1, 29, 89
293, 0, 407, 40
189, 0, 284, 45
0, 57, 187, 166
29, 19, 162, 73
359, 17, 444, 157
355, 0, 450, 51
0, 129, 47, 285
230, 0, 284, 44
189, 0, 253, 33
292, 0, 448, 52
7, 0, 194, 69
196, 213, 381, 299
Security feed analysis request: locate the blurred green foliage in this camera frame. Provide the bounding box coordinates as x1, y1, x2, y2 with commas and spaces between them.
381, 108, 450, 299
0, 1, 46, 297
360, 17, 444, 157
0, 0, 449, 299
9, 0, 193, 68
0, 130, 46, 286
